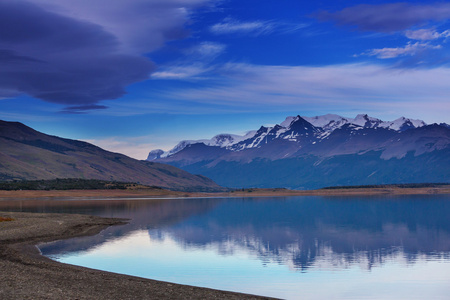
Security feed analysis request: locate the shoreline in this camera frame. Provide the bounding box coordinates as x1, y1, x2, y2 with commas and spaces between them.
0, 185, 449, 200
1, 188, 448, 299
0, 212, 274, 300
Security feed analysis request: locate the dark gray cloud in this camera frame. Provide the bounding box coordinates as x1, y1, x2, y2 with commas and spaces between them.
61, 104, 109, 114
0, 0, 210, 109
0, 1, 154, 108
32, 0, 211, 54
317, 3, 450, 32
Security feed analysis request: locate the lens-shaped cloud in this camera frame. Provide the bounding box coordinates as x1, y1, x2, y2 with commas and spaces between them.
0, 0, 211, 110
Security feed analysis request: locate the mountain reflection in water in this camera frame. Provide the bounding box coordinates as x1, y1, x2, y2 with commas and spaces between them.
3, 195, 450, 298
145, 196, 450, 271
2, 195, 446, 268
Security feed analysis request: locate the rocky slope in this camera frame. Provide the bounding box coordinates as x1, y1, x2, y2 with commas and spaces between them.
148, 114, 450, 189
0, 120, 222, 191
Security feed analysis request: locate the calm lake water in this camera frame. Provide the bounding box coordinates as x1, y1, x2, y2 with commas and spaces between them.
1, 195, 450, 299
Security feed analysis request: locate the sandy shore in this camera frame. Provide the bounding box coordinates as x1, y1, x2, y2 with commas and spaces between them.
0, 212, 274, 300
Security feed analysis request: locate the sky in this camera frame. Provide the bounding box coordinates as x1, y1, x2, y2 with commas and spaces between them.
1, 0, 450, 159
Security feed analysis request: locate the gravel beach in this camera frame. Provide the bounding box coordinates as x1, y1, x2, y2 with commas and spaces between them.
0, 212, 274, 300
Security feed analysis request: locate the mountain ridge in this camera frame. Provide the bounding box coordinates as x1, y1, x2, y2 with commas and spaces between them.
0, 120, 223, 192
148, 114, 432, 159
148, 114, 450, 189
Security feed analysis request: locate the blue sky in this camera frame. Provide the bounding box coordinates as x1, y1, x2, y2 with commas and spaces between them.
1, 0, 450, 159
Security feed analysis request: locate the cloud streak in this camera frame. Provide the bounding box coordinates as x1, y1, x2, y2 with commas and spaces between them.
362, 42, 442, 59
405, 29, 450, 41
210, 18, 307, 36
318, 3, 450, 32
0, 0, 212, 110
210, 19, 275, 35
153, 63, 450, 121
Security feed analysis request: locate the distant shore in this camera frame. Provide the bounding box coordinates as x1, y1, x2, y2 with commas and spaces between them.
0, 211, 274, 300
0, 185, 449, 199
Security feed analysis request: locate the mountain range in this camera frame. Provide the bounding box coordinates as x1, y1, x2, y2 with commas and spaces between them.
0, 120, 222, 192
148, 114, 450, 189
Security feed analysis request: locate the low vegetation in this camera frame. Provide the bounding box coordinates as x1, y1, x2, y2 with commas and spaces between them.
0, 217, 14, 222
0, 178, 161, 191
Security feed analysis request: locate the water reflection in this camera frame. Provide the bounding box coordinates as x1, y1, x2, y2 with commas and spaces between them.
2, 195, 450, 298
2, 195, 449, 269
144, 196, 450, 271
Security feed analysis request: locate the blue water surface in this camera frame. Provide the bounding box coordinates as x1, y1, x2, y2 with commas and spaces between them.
2, 195, 450, 299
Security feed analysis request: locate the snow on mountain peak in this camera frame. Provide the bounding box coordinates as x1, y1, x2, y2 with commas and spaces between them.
303, 114, 349, 132
153, 131, 258, 159
161, 139, 208, 158
349, 114, 382, 128
377, 117, 426, 131
303, 114, 344, 127
210, 134, 241, 147
146, 149, 164, 160
280, 116, 299, 128
209, 132, 257, 147
147, 113, 428, 160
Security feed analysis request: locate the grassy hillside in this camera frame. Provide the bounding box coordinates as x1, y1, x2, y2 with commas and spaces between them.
0, 121, 223, 192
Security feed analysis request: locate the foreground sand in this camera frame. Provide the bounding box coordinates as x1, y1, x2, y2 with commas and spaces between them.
0, 212, 274, 300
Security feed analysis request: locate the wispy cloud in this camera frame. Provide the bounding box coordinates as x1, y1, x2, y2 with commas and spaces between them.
357, 28, 450, 60
185, 42, 226, 59
317, 3, 450, 32
152, 42, 225, 80
61, 104, 109, 114
152, 64, 214, 79
405, 29, 450, 40
361, 42, 442, 59
210, 18, 307, 36
153, 63, 450, 122
210, 19, 275, 35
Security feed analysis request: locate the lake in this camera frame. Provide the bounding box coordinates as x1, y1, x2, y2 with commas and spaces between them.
1, 195, 450, 299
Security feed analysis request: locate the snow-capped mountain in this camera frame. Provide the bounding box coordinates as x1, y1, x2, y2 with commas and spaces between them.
303, 114, 349, 132
147, 113, 449, 190
303, 114, 426, 132
148, 114, 428, 160
147, 131, 257, 160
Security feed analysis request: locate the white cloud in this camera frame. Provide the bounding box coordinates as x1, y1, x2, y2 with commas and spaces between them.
363, 42, 442, 59
405, 29, 450, 40
152, 64, 213, 79
210, 19, 274, 35
152, 41, 225, 80
210, 18, 307, 36
155, 63, 450, 122
405, 29, 440, 40
186, 42, 226, 58
152, 42, 225, 80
